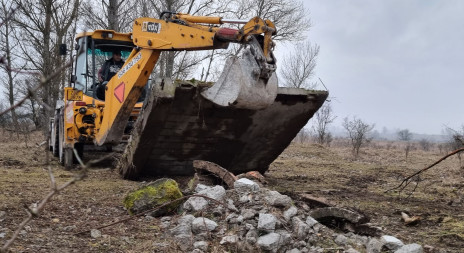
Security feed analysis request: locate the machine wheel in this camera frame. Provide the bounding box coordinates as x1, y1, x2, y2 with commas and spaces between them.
52, 114, 59, 157
73, 143, 84, 163
58, 112, 73, 169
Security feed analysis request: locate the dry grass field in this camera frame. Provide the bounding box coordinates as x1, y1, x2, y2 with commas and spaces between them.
1, 131, 463, 252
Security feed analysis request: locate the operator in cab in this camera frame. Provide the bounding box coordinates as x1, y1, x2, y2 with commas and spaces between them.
96, 50, 125, 100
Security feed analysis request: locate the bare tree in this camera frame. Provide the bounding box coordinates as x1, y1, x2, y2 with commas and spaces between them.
280, 41, 320, 89
81, 0, 136, 32
0, 0, 21, 132
342, 116, 374, 158
311, 102, 336, 145
419, 138, 432, 152
294, 127, 310, 144
397, 129, 412, 159
445, 126, 464, 168
12, 0, 80, 129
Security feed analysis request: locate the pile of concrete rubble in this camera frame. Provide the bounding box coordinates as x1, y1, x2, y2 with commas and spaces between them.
127, 177, 424, 253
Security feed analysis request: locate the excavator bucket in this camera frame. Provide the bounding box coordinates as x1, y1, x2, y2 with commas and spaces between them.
202, 48, 278, 110
118, 79, 328, 180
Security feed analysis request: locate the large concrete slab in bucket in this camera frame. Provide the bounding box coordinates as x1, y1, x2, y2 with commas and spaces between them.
118, 79, 328, 179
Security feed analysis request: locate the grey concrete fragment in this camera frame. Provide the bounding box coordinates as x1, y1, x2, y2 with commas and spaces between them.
334, 234, 348, 245
367, 238, 382, 253
283, 206, 298, 221
191, 217, 218, 233
264, 190, 292, 207
257, 232, 281, 251
394, 243, 423, 253
90, 229, 101, 238
170, 214, 194, 238
194, 241, 208, 251
195, 184, 210, 193
246, 229, 258, 244
234, 178, 260, 192
258, 213, 277, 232
345, 248, 360, 253
292, 217, 309, 240
286, 248, 301, 253
276, 230, 292, 245
305, 216, 318, 227
381, 235, 404, 251
241, 208, 257, 220
183, 196, 209, 212
198, 185, 226, 201
227, 198, 238, 212
220, 235, 239, 245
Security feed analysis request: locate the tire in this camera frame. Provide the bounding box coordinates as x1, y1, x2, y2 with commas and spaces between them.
73, 143, 84, 163
52, 115, 59, 157
58, 111, 73, 169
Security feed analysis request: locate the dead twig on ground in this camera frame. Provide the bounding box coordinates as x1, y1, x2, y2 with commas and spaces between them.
386, 148, 464, 195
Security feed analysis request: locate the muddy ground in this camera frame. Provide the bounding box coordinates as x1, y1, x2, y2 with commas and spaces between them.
1, 131, 463, 252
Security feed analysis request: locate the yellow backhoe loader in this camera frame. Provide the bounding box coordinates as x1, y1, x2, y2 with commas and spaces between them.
49, 12, 328, 179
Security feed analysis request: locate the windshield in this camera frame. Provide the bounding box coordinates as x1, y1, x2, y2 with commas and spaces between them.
74, 38, 87, 91
73, 38, 133, 97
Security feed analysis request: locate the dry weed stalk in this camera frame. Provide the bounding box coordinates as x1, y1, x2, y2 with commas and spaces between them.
386, 147, 464, 196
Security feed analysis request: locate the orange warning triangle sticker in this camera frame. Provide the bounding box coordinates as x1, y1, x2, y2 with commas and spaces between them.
114, 82, 125, 103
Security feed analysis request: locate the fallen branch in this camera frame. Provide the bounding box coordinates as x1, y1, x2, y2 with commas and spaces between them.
386, 148, 464, 194
74, 194, 231, 236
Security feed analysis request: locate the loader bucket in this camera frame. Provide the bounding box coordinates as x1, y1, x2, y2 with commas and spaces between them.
201, 48, 278, 110
118, 79, 328, 180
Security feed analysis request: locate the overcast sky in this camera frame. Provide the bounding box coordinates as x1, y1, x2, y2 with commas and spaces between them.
276, 0, 464, 135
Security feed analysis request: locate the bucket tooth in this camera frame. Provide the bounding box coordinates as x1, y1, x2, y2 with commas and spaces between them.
201, 48, 278, 110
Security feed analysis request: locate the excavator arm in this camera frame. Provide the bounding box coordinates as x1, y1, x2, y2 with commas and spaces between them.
95, 14, 278, 146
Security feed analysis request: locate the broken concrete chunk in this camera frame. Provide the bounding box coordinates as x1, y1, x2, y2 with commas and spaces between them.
194, 241, 208, 251
195, 184, 210, 193
234, 178, 260, 192
170, 214, 194, 238
220, 235, 239, 245
257, 232, 282, 251
292, 217, 309, 240
334, 234, 348, 245
198, 185, 226, 201
305, 216, 318, 227
367, 238, 382, 253
90, 229, 101, 239
264, 190, 292, 208
394, 243, 423, 253
241, 208, 257, 220
258, 213, 277, 232
283, 206, 298, 221
381, 235, 404, 251
183, 196, 209, 212
191, 217, 218, 233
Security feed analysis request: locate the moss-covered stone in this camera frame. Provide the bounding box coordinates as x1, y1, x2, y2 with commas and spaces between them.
123, 178, 183, 216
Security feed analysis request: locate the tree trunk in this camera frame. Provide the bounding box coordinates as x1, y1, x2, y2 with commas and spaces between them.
3, 7, 19, 134
108, 0, 119, 30
41, 0, 53, 131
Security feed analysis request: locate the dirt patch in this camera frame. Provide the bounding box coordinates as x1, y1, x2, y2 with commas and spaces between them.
0, 132, 462, 252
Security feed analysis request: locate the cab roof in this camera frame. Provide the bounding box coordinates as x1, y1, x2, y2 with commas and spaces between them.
76, 30, 133, 43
